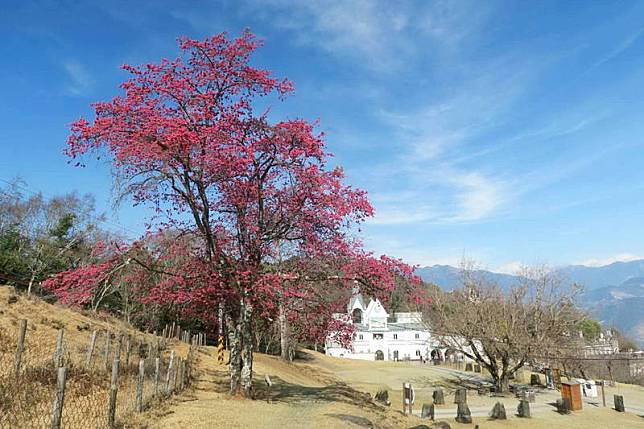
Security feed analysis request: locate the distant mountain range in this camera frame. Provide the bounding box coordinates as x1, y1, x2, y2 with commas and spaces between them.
416, 260, 644, 348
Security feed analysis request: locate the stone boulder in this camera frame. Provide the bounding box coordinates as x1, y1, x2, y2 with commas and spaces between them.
455, 402, 472, 424
421, 403, 435, 419
433, 388, 445, 405
614, 395, 625, 412
517, 399, 530, 418
454, 388, 467, 404
490, 401, 507, 420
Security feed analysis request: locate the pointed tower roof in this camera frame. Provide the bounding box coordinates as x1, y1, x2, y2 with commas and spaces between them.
347, 284, 366, 313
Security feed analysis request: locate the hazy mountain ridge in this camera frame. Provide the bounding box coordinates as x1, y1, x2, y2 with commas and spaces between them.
416, 260, 644, 347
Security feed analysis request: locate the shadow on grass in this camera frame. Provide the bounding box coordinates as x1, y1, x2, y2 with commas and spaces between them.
410, 373, 491, 394
325, 413, 379, 428
268, 377, 378, 408
197, 366, 381, 410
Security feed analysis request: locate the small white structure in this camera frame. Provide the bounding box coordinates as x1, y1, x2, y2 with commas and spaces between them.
576, 379, 598, 398
325, 290, 458, 362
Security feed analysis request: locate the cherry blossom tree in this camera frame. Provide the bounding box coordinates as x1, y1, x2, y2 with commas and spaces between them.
66, 30, 419, 397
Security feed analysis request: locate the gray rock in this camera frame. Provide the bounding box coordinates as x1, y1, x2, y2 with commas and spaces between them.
490, 401, 507, 420
517, 399, 530, 418
421, 403, 435, 419
454, 388, 467, 404
614, 394, 625, 412
433, 388, 445, 405
375, 389, 391, 406
408, 426, 431, 429
455, 402, 472, 424
431, 423, 451, 429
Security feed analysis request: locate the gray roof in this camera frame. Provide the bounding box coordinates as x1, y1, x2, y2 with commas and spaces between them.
354, 322, 426, 332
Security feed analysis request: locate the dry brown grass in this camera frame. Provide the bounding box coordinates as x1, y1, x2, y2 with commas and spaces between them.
142, 348, 644, 429
0, 285, 194, 429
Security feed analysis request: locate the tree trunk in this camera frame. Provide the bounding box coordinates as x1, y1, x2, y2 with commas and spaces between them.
27, 274, 36, 296
239, 296, 254, 398
227, 312, 242, 395
496, 373, 510, 393
279, 301, 292, 362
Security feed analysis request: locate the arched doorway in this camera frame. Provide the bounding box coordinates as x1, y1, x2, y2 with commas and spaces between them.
431, 349, 442, 362
393, 350, 399, 361
352, 308, 362, 324
375, 350, 384, 360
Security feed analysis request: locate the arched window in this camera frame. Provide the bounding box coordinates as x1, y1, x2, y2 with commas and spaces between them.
375, 350, 384, 360
352, 308, 363, 324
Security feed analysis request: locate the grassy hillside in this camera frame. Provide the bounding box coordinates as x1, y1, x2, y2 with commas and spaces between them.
0, 285, 193, 428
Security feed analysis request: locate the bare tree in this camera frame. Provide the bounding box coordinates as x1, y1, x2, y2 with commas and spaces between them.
423, 263, 583, 392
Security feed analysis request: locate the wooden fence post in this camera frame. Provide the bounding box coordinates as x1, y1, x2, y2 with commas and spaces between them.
53, 328, 65, 368
104, 332, 111, 370
136, 359, 145, 412
86, 330, 97, 367
154, 357, 161, 397
125, 335, 132, 369
107, 358, 120, 428
173, 358, 180, 391
179, 359, 185, 390
165, 351, 175, 393
116, 333, 124, 361
14, 319, 27, 377
51, 366, 68, 429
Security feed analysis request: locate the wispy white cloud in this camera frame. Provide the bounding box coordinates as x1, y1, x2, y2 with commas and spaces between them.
450, 172, 507, 221
590, 26, 644, 70
244, 0, 491, 73
362, 233, 480, 267
62, 59, 93, 96
493, 261, 524, 275
578, 253, 644, 267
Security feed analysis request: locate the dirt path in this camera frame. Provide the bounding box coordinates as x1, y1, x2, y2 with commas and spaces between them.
133, 348, 415, 429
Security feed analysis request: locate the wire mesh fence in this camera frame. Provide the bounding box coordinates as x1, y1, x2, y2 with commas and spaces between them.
0, 320, 200, 428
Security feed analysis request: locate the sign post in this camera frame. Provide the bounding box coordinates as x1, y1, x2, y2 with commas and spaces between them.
402, 382, 414, 415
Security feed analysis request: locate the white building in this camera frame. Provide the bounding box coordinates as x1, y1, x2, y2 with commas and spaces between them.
325, 291, 447, 361
582, 330, 619, 356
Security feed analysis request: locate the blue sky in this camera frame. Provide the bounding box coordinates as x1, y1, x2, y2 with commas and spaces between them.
2, 1, 644, 272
